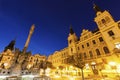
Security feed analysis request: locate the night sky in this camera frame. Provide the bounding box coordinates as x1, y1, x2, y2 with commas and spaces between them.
0, 0, 120, 56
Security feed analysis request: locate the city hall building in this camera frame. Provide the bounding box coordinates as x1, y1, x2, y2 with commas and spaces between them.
48, 4, 120, 77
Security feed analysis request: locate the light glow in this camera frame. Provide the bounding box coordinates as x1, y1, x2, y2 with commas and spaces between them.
109, 62, 116, 66
115, 42, 120, 49
91, 62, 96, 65
0, 75, 8, 79
4, 63, 8, 66
21, 75, 34, 78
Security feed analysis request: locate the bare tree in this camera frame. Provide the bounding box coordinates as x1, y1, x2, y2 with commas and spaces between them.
40, 60, 54, 76
67, 53, 85, 80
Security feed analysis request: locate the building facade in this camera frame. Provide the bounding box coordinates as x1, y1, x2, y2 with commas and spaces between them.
48, 4, 120, 78
27, 54, 46, 69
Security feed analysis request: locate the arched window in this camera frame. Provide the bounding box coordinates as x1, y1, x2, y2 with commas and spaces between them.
69, 40, 72, 44
89, 51, 93, 58
103, 47, 110, 54
96, 49, 101, 56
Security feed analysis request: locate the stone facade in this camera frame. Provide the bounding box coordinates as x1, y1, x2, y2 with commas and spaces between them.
48, 4, 120, 77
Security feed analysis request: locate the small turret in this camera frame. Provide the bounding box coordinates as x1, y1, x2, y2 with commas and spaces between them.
4, 39, 16, 52
70, 25, 74, 35
93, 4, 102, 13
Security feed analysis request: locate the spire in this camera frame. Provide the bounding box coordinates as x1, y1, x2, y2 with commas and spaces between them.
70, 25, 74, 35
4, 39, 16, 52
93, 4, 102, 13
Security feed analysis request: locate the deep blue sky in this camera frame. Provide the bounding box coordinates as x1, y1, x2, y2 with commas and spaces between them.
0, 0, 120, 56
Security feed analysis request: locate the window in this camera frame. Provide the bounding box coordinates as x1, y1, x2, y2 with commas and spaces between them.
84, 53, 87, 58
89, 51, 93, 58
82, 45, 84, 48
102, 19, 106, 24
108, 30, 114, 36
96, 49, 101, 56
118, 22, 120, 29
92, 40, 96, 44
99, 37, 104, 42
87, 43, 89, 47
103, 47, 110, 54
69, 40, 72, 44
